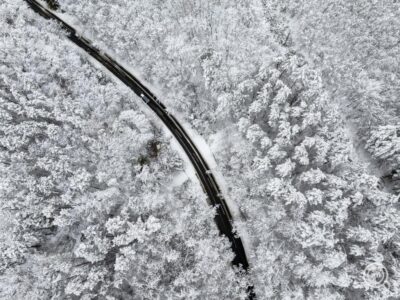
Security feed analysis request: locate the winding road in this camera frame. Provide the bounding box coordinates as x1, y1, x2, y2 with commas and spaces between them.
24, 0, 254, 298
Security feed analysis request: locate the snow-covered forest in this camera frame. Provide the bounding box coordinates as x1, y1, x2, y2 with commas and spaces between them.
1, 0, 400, 299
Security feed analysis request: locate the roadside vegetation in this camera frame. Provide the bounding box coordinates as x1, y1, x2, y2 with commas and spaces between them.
1, 0, 399, 299
60, 0, 400, 298
0, 2, 248, 299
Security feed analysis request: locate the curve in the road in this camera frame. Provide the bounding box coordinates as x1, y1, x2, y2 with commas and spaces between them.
23, 0, 255, 298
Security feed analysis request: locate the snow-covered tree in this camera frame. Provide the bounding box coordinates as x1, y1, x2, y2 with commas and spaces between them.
267, 0, 400, 193
0, 1, 248, 298
3, 0, 400, 299
214, 54, 400, 299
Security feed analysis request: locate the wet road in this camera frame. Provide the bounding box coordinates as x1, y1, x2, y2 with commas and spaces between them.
23, 0, 255, 298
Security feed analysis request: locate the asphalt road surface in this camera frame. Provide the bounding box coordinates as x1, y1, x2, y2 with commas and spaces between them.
24, 0, 255, 298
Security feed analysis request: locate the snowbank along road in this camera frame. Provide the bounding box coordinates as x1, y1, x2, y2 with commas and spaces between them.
24, 0, 255, 298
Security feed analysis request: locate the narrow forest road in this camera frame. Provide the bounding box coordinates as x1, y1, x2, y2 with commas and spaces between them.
24, 0, 255, 298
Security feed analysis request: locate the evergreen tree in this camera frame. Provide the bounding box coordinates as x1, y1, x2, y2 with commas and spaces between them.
45, 0, 60, 10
